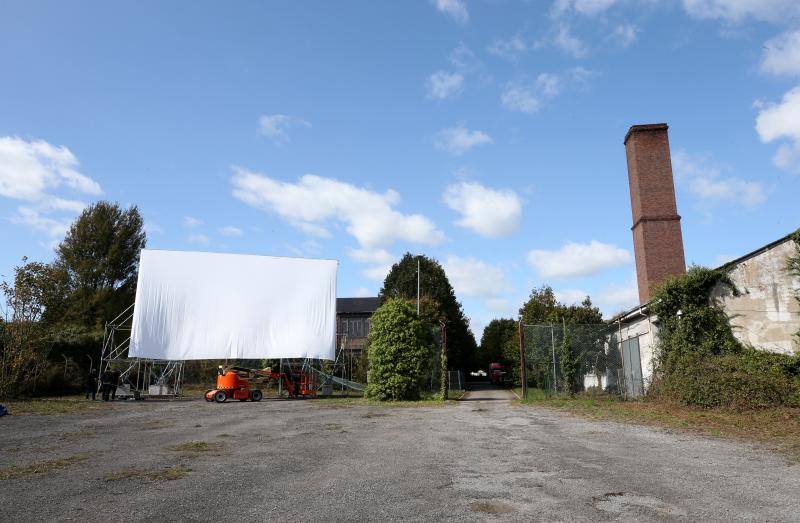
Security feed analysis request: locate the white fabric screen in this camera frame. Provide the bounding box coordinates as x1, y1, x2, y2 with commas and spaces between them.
129, 249, 337, 360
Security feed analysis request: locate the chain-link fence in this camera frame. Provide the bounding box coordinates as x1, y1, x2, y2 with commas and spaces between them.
521, 323, 628, 397
447, 370, 465, 394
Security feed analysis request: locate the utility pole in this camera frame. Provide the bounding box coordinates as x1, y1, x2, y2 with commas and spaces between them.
518, 319, 528, 399
416, 255, 421, 315
440, 319, 448, 400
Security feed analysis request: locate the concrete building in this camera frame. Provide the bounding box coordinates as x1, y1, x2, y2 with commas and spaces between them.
610, 123, 800, 396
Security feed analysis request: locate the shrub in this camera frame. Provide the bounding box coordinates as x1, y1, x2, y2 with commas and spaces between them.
364, 299, 434, 401
649, 266, 800, 410
650, 349, 800, 410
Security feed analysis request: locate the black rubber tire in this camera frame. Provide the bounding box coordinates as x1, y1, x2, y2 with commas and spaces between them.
213, 391, 227, 403
250, 389, 263, 402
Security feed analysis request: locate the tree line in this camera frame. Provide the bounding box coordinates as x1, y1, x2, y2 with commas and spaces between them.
1, 202, 145, 398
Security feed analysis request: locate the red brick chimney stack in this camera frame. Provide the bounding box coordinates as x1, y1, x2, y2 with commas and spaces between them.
624, 123, 686, 304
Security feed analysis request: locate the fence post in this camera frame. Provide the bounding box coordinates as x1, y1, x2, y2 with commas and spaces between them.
550, 327, 557, 394
518, 319, 527, 399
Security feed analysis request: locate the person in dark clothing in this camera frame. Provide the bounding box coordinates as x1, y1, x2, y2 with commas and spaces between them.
110, 369, 121, 400
100, 369, 113, 401
85, 371, 97, 400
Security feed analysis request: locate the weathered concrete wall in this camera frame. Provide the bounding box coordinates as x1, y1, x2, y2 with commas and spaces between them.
714, 238, 800, 355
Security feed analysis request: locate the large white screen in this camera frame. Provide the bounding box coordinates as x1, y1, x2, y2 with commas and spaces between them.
129, 249, 337, 360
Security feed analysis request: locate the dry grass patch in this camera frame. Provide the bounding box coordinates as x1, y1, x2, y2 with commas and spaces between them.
105, 465, 191, 482
520, 391, 800, 460
5, 396, 111, 416
168, 440, 224, 458
58, 428, 98, 441
470, 501, 515, 515
0, 455, 88, 480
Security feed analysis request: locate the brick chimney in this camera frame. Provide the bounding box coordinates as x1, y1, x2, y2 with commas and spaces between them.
624, 123, 686, 304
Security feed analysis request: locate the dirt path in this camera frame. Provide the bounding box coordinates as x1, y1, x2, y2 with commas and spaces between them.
460, 382, 515, 402
1, 397, 798, 521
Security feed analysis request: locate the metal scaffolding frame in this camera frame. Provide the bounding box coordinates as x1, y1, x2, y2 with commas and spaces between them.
98, 303, 185, 399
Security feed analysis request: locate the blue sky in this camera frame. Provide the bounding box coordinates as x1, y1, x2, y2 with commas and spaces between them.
2, 0, 800, 336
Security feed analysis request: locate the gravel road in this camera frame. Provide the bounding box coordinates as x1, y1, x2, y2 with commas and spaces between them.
1, 386, 798, 521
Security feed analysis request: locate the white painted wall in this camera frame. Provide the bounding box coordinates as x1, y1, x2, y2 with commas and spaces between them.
714, 239, 800, 355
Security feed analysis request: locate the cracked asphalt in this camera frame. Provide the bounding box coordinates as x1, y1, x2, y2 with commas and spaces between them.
1, 384, 798, 521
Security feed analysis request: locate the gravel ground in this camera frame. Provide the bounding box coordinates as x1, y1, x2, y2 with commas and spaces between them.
1, 384, 798, 521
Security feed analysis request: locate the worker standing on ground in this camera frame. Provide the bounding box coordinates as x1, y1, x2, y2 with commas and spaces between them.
100, 368, 113, 401
85, 370, 97, 400
110, 368, 121, 400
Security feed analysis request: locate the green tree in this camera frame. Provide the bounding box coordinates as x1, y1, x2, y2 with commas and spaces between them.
517, 286, 604, 391
560, 327, 577, 395
478, 318, 517, 369
0, 262, 52, 398
7, 202, 147, 386
519, 286, 602, 325
380, 253, 477, 371
364, 299, 434, 401
56, 201, 146, 329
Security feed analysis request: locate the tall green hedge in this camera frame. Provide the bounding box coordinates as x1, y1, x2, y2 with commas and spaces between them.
364, 299, 434, 401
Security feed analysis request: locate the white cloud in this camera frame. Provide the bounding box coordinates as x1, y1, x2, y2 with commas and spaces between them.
553, 0, 621, 15
608, 23, 638, 47
144, 222, 164, 235
755, 86, 800, 173
285, 239, 322, 257
362, 264, 394, 282
672, 150, 767, 207
12, 207, 72, 238
0, 136, 100, 202
444, 255, 511, 298
348, 247, 395, 265
487, 34, 529, 61
485, 297, 511, 313
182, 216, 204, 227
258, 114, 311, 143
449, 43, 480, 72
527, 240, 632, 278
443, 181, 522, 238
426, 71, 464, 100
231, 168, 445, 249
433, 126, 492, 156
596, 282, 639, 315
353, 287, 372, 298
555, 288, 590, 305
0, 136, 101, 239
348, 248, 396, 282
501, 71, 578, 114
431, 0, 469, 24
536, 25, 588, 58
501, 83, 543, 114
681, 0, 800, 23
187, 233, 210, 246
218, 225, 244, 237
761, 30, 800, 76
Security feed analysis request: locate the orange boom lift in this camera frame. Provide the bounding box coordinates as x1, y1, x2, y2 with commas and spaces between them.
204, 365, 318, 403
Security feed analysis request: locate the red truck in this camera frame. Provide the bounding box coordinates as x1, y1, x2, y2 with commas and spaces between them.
489, 363, 509, 387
